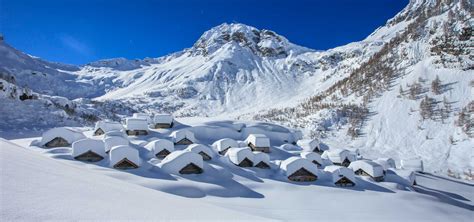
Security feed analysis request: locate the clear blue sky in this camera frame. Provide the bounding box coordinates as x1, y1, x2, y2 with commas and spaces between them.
1, 0, 408, 65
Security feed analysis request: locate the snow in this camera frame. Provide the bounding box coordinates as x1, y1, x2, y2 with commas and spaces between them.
322, 148, 357, 164
300, 151, 323, 166
245, 134, 270, 147
145, 139, 174, 156
0, 139, 263, 220
374, 157, 397, 171
170, 129, 196, 143
125, 117, 148, 131
324, 165, 356, 185
1, 1, 474, 220
2, 120, 474, 221
252, 151, 270, 166
390, 169, 417, 186
71, 138, 106, 158
94, 120, 124, 133
158, 150, 204, 174
225, 147, 254, 166
109, 145, 140, 167
103, 136, 130, 153
153, 114, 173, 124
297, 139, 320, 152
39, 127, 86, 146
132, 113, 152, 123
348, 160, 385, 178
212, 138, 239, 152
104, 130, 127, 138
401, 158, 424, 172
185, 144, 215, 159
280, 156, 320, 177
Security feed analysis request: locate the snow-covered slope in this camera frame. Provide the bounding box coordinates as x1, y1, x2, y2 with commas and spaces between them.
0, 138, 266, 220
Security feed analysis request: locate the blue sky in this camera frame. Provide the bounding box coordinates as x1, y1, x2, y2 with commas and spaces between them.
1, 0, 408, 65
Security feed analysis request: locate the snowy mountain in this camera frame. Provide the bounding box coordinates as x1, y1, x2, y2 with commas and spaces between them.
0, 0, 472, 178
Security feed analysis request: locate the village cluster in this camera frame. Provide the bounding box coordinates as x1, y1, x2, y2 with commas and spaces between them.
35, 113, 419, 187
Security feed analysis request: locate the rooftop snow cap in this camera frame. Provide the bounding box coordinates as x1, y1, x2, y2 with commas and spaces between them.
94, 120, 124, 135
145, 139, 174, 158
132, 113, 152, 123
280, 156, 320, 177
297, 139, 324, 152
245, 134, 271, 147
185, 144, 215, 160
401, 158, 424, 172
103, 136, 130, 153
225, 147, 255, 167
390, 169, 417, 186
321, 148, 356, 165
153, 114, 173, 125
245, 134, 271, 153
170, 129, 196, 145
324, 165, 356, 186
252, 151, 271, 168
72, 138, 106, 155
109, 145, 140, 169
348, 160, 385, 179
125, 117, 149, 131
300, 151, 323, 166
374, 158, 397, 171
40, 127, 86, 147
104, 130, 127, 138
212, 138, 239, 154
159, 150, 204, 174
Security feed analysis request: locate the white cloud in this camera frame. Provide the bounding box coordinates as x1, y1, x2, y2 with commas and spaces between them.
58, 34, 93, 56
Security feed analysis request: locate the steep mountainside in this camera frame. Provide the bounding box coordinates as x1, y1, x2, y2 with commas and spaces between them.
0, 0, 472, 177
253, 0, 473, 178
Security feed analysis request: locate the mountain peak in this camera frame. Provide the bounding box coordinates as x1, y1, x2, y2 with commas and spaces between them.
191, 22, 307, 57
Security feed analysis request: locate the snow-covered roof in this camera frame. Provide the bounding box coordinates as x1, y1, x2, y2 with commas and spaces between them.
94, 121, 124, 133
348, 160, 384, 178
170, 129, 196, 143
322, 149, 356, 164
225, 147, 254, 165
245, 134, 270, 147
253, 151, 270, 165
104, 130, 127, 138
280, 157, 319, 177
297, 139, 320, 152
401, 158, 424, 172
212, 138, 239, 152
159, 150, 203, 174
40, 127, 86, 146
109, 145, 140, 167
374, 158, 397, 170
145, 139, 174, 155
324, 165, 356, 184
71, 138, 106, 158
279, 143, 302, 151
300, 151, 323, 165
391, 169, 416, 186
153, 114, 173, 124
103, 136, 130, 152
125, 117, 149, 131
132, 113, 152, 123
185, 144, 215, 158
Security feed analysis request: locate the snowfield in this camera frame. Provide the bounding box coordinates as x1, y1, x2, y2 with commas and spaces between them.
2, 119, 473, 221
1, 0, 473, 220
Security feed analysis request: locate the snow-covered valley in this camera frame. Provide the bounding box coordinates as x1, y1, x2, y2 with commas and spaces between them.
2, 118, 473, 221
0, 0, 473, 220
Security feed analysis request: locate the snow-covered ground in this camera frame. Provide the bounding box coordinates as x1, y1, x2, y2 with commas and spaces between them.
2, 118, 473, 221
